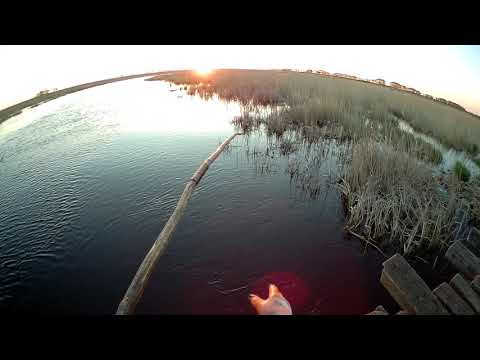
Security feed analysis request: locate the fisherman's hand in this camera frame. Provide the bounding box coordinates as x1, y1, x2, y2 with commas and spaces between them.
249, 284, 292, 315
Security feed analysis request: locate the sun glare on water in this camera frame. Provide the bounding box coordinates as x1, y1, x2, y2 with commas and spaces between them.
195, 68, 213, 76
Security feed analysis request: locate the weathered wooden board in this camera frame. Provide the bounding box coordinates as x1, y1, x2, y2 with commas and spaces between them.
445, 241, 480, 280
433, 282, 475, 315
380, 254, 449, 315
472, 275, 480, 296
449, 273, 480, 314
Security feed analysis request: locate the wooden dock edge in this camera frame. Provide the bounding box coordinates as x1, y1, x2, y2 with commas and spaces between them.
369, 240, 480, 315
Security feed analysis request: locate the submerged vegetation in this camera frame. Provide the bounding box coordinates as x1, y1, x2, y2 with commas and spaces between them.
153, 69, 480, 262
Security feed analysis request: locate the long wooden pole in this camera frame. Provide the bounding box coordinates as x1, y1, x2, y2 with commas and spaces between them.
116, 132, 242, 315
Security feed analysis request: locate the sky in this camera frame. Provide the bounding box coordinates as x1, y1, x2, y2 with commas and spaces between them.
1, 45, 479, 114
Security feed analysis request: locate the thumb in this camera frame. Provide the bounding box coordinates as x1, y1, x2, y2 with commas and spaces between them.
249, 294, 265, 314
269, 283, 281, 298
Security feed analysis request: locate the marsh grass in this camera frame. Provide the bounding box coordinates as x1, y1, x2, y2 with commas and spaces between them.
454, 160, 471, 182
338, 140, 468, 258
158, 69, 480, 155
466, 178, 480, 226
157, 69, 480, 258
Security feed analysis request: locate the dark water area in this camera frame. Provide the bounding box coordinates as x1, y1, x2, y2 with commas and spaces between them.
0, 78, 399, 314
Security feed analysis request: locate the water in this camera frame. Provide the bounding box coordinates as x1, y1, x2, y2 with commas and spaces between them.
398, 119, 480, 178
0, 78, 396, 314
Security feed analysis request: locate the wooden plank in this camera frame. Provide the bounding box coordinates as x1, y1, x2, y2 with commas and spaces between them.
433, 282, 475, 315
380, 254, 449, 315
445, 241, 480, 280
472, 275, 480, 296
449, 273, 480, 314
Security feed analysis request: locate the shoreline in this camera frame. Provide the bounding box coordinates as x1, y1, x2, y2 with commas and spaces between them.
3, 68, 478, 123
0, 71, 176, 125
151, 68, 480, 119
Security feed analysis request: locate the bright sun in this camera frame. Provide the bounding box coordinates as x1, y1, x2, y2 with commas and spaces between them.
195, 67, 213, 76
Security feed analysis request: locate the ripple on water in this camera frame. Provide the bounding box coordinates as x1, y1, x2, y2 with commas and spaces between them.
0, 78, 396, 314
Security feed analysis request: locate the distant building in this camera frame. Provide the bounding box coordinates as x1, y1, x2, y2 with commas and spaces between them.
434, 97, 465, 111
375, 79, 386, 85
333, 73, 357, 80
406, 87, 420, 95
390, 82, 416, 93
390, 82, 407, 90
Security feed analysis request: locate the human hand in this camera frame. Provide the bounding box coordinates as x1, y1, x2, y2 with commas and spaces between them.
249, 284, 292, 315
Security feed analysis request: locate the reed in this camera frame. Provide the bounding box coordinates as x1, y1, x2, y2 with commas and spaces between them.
155, 69, 480, 155
154, 69, 480, 258
454, 160, 471, 182
339, 140, 466, 258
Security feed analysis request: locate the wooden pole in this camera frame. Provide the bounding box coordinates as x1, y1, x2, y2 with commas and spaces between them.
116, 132, 242, 315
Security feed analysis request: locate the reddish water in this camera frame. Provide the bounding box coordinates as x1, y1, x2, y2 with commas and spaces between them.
135, 133, 400, 315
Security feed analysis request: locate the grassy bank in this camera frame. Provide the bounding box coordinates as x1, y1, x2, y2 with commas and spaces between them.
153, 69, 480, 155
0, 71, 172, 125
152, 69, 480, 261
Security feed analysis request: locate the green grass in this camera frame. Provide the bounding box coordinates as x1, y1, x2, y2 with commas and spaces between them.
454, 161, 471, 182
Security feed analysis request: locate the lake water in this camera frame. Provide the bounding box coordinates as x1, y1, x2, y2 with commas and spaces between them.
0, 78, 397, 314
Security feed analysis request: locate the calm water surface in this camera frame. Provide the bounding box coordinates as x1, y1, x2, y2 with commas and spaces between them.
0, 78, 397, 314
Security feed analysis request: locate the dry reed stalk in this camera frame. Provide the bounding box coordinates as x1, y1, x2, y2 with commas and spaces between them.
116, 132, 242, 315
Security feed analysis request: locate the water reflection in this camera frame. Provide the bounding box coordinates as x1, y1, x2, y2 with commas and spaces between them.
0, 79, 242, 140
0, 77, 395, 314
226, 125, 351, 201
115, 82, 241, 134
